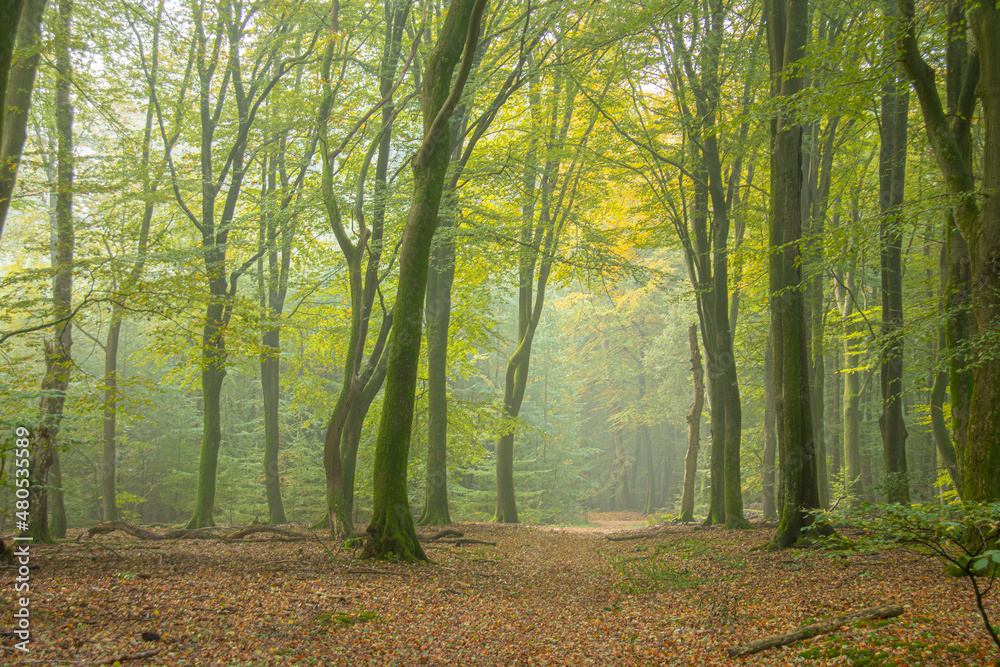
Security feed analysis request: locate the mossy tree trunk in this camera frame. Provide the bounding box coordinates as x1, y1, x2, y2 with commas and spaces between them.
898, 0, 1000, 502
363, 0, 488, 561
0, 1, 25, 207
320, 1, 410, 536
419, 10, 541, 527
667, 7, 755, 528
766, 0, 827, 550
0, 0, 45, 239
879, 1, 910, 503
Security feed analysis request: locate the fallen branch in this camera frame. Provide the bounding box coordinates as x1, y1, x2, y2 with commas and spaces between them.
225, 525, 309, 540
87, 522, 163, 540
162, 527, 221, 540
727, 604, 905, 657
83, 648, 163, 665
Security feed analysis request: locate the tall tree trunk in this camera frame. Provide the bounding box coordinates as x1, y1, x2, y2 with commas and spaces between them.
0, 0, 25, 180
103, 2, 161, 522
963, 3, 1000, 502
879, 5, 911, 502
766, 0, 826, 550
27, 0, 71, 544
418, 219, 454, 526
0, 0, 45, 239
364, 0, 487, 561
897, 0, 999, 501
188, 316, 225, 528
260, 326, 286, 524
680, 324, 704, 522
102, 318, 122, 521
930, 242, 962, 494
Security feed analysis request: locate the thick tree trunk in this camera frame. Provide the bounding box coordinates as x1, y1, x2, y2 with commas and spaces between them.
680, 324, 704, 522
364, 0, 487, 561
963, 5, 1000, 502
766, 0, 826, 550
878, 15, 911, 502
0, 0, 45, 239
897, 0, 998, 502
0, 0, 25, 179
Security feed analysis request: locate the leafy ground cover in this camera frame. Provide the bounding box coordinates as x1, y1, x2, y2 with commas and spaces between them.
1, 512, 996, 665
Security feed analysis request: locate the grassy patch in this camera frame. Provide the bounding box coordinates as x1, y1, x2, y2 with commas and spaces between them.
608, 554, 704, 594
315, 610, 380, 627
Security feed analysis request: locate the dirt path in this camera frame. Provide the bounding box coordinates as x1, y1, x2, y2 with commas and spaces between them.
1, 521, 995, 665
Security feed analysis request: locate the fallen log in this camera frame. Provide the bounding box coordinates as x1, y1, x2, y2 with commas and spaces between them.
87, 521, 163, 540
727, 603, 905, 657
225, 525, 308, 540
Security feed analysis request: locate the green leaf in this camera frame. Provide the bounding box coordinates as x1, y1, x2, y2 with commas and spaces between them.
972, 558, 989, 571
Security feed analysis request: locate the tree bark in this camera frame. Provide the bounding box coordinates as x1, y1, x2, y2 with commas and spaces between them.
879, 3, 910, 502
26, 0, 71, 544
897, 0, 999, 502
680, 324, 704, 522
0, 0, 45, 240
364, 0, 488, 561
763, 329, 777, 520
0, 0, 25, 180
766, 0, 826, 550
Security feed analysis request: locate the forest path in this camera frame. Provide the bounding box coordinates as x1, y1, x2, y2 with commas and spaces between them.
2, 521, 995, 665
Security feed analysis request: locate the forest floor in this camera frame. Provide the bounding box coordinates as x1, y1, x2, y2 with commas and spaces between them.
1, 511, 997, 666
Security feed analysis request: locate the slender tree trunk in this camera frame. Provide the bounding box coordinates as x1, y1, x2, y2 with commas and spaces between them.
418, 220, 454, 526
878, 9, 911, 502
188, 318, 225, 528
0, 0, 45, 239
260, 326, 286, 523
681, 324, 704, 522
27, 0, 71, 544
642, 426, 656, 514
102, 317, 122, 521
763, 330, 777, 520
364, 0, 487, 561
930, 242, 962, 494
